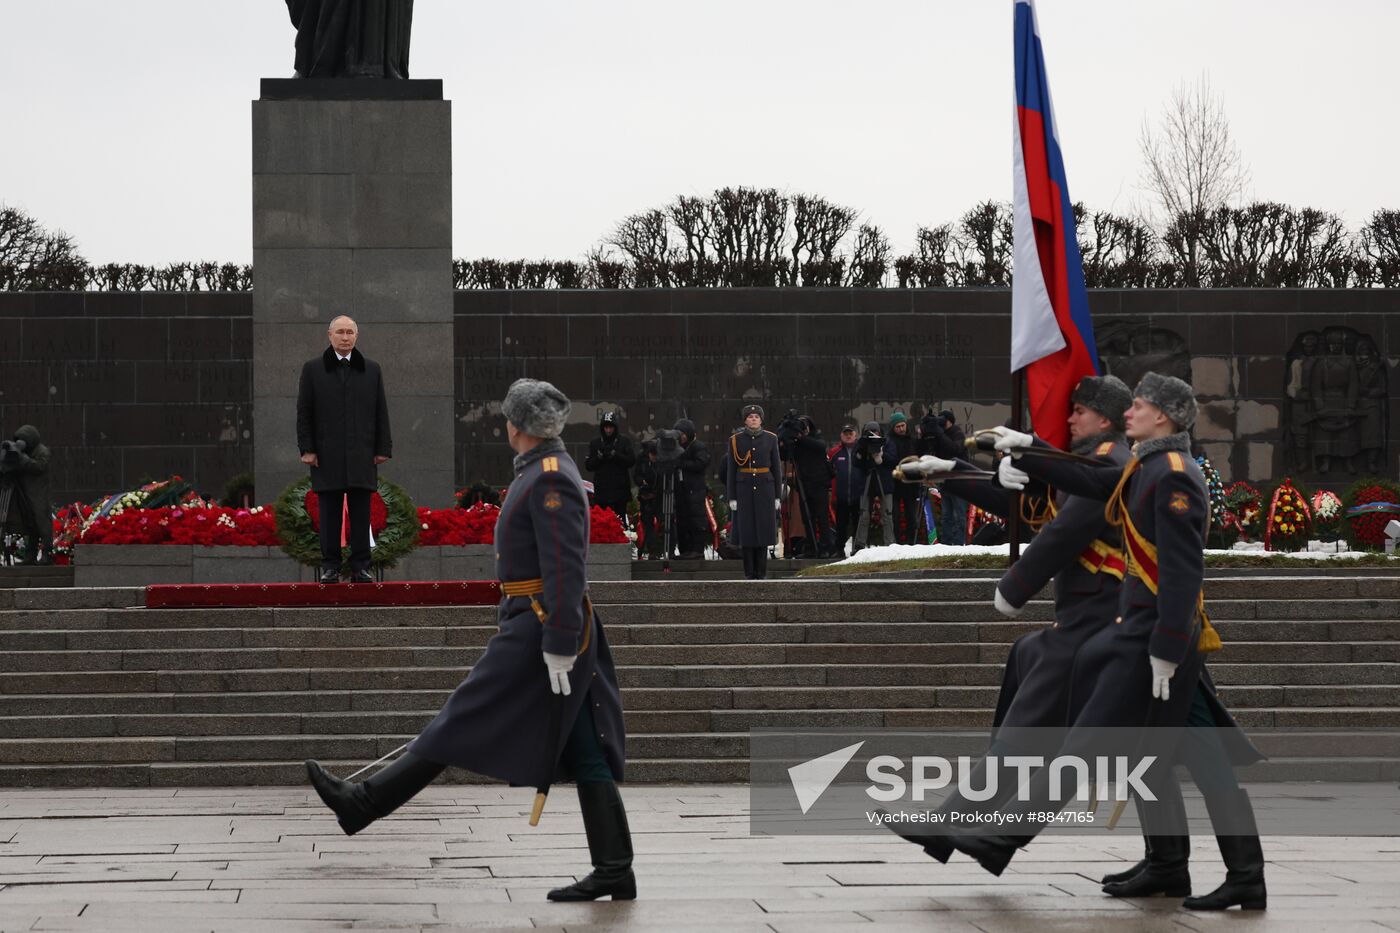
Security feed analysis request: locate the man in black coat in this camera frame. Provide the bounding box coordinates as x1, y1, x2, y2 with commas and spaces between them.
305, 378, 634, 902
0, 425, 53, 564
296, 316, 392, 583
672, 418, 712, 559
583, 411, 635, 526
886, 413, 919, 544
789, 416, 835, 557
918, 409, 967, 543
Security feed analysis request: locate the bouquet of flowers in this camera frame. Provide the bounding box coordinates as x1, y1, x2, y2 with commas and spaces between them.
80, 504, 279, 547
1343, 478, 1400, 551
589, 505, 629, 544
1222, 481, 1263, 543
1310, 490, 1344, 541
1264, 479, 1312, 553
1196, 456, 1229, 547
417, 503, 500, 545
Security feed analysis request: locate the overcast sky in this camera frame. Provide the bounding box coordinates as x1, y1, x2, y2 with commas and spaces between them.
2, 1, 1394, 266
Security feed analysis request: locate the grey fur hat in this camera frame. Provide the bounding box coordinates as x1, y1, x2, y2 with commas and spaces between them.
740, 404, 764, 420
1071, 374, 1132, 432
1133, 372, 1197, 432
502, 378, 570, 439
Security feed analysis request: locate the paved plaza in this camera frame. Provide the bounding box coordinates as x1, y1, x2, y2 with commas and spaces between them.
0, 785, 1396, 932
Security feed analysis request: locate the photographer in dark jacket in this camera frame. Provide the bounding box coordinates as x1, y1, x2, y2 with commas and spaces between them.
919, 409, 967, 544
852, 420, 893, 550
633, 440, 662, 559
584, 411, 635, 525
0, 425, 53, 564
829, 424, 866, 555
673, 419, 712, 559
885, 413, 919, 544
791, 416, 834, 556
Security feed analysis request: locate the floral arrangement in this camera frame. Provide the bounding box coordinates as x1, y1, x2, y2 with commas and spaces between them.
1310, 490, 1344, 541
966, 502, 1004, 541
1221, 481, 1263, 542
1263, 479, 1312, 552
77, 504, 278, 547
1195, 456, 1228, 543
1343, 478, 1400, 551
303, 488, 389, 535
589, 505, 629, 544
418, 503, 500, 545
274, 477, 419, 569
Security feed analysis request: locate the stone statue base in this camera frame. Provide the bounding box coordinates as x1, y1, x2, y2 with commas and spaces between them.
251, 81, 454, 508
260, 78, 442, 101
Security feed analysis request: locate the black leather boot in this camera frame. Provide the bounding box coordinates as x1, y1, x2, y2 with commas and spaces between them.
950, 834, 1024, 877
1102, 834, 1191, 898
880, 815, 954, 863
547, 782, 637, 901
1101, 855, 1149, 885
306, 751, 445, 836
1183, 789, 1266, 911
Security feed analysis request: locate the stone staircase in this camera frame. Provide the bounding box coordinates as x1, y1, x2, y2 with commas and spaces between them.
1, 577, 1398, 787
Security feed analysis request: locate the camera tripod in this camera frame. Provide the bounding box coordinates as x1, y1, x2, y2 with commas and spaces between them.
779, 464, 821, 560
659, 466, 677, 573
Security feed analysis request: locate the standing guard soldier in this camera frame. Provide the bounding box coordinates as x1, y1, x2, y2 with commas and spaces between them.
954, 373, 1264, 912
304, 379, 636, 902
725, 404, 781, 579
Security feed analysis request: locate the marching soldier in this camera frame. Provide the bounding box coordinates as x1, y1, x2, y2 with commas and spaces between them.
725, 404, 781, 579
305, 378, 636, 902
952, 373, 1264, 912
883, 374, 1132, 859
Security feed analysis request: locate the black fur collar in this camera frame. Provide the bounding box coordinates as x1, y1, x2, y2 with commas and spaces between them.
322, 345, 365, 372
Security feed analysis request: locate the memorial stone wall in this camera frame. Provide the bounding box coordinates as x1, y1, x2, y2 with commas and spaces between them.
1, 288, 1395, 505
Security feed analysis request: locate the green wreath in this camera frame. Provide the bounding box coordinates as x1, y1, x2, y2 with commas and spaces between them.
274, 476, 420, 569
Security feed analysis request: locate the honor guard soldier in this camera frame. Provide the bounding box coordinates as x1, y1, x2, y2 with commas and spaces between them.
884, 374, 1132, 858
305, 378, 636, 902
726, 404, 781, 579
953, 373, 1264, 912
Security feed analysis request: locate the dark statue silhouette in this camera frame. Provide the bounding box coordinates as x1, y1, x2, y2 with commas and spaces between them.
286, 0, 414, 79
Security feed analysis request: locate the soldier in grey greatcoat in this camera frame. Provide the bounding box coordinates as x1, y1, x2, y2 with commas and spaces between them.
949, 374, 1266, 913
883, 375, 1132, 859
305, 378, 635, 902
725, 404, 781, 579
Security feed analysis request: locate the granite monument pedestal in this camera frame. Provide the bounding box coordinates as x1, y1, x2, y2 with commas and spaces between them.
252, 78, 453, 507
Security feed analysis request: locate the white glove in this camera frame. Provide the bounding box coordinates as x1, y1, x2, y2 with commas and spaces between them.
1149, 656, 1177, 701
920, 455, 957, 473
728, 499, 738, 510
774, 499, 782, 510
987, 426, 1034, 455
997, 456, 1031, 490
993, 587, 1021, 618
544, 651, 574, 696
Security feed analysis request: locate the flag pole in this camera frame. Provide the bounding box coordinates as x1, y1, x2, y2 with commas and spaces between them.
1008, 367, 1024, 565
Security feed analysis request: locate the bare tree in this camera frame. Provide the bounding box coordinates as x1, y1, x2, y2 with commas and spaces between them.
791, 194, 856, 285
0, 204, 87, 290
1139, 75, 1250, 285
846, 224, 891, 287
1358, 209, 1400, 287
952, 201, 1013, 286
1073, 203, 1161, 287
1198, 203, 1349, 287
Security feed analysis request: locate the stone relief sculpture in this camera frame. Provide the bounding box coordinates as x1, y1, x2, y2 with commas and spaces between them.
1283, 326, 1388, 475
1283, 331, 1321, 473
1094, 320, 1191, 390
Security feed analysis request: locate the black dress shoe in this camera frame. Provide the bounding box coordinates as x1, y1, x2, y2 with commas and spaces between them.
319, 569, 341, 584
350, 569, 374, 584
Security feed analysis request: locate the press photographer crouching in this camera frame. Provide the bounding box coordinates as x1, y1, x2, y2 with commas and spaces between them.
0, 425, 54, 565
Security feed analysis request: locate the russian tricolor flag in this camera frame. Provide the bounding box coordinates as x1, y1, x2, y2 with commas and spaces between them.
1011, 0, 1099, 450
